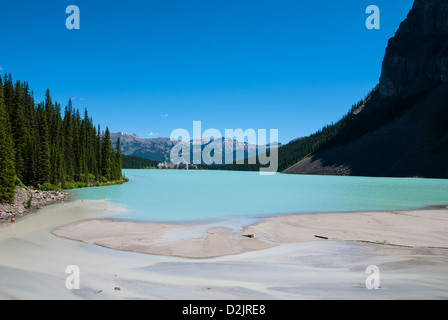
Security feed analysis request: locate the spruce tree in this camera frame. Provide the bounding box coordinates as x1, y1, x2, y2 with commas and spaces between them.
21, 82, 36, 185
96, 125, 102, 180
0, 77, 16, 203
3, 73, 14, 119
11, 81, 28, 180
101, 127, 112, 181
115, 137, 122, 180
0, 74, 124, 194
63, 100, 75, 181
50, 102, 64, 184
74, 109, 83, 179
36, 104, 51, 185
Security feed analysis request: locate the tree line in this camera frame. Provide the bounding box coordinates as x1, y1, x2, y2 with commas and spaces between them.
207, 84, 424, 173
121, 154, 159, 169
0, 74, 123, 204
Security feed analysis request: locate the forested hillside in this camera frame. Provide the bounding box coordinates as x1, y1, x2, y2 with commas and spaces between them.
283, 0, 448, 178
202, 88, 377, 173
0, 74, 124, 204
122, 155, 159, 169
213, 0, 448, 178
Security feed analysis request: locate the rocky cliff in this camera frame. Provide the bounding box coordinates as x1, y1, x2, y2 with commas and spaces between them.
379, 0, 448, 98
284, 0, 448, 178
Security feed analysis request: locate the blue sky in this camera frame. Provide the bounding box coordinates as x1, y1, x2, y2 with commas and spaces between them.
0, 0, 414, 144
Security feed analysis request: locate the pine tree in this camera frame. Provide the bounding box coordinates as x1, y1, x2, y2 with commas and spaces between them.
50, 102, 64, 184
115, 137, 123, 180
21, 82, 36, 185
73, 109, 83, 180
101, 127, 112, 181
0, 77, 16, 203
3, 73, 14, 119
36, 104, 51, 185
96, 125, 102, 180
0, 74, 124, 200
11, 81, 28, 180
83, 108, 94, 183
63, 100, 75, 181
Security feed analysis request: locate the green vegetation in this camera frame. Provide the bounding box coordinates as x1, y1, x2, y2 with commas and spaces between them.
39, 182, 62, 192
121, 154, 159, 169
25, 196, 32, 209
0, 77, 16, 203
207, 85, 427, 173
0, 74, 126, 204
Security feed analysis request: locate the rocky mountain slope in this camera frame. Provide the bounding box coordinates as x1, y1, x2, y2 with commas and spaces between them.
111, 132, 176, 162
379, 0, 448, 98
283, 0, 448, 178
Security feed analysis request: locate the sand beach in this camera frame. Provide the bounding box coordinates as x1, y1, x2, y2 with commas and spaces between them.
1, 199, 447, 300
52, 207, 448, 259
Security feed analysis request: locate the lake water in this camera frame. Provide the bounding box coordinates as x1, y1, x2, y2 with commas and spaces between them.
69, 170, 448, 223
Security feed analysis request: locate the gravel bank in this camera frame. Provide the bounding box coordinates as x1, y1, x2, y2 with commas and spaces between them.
0, 187, 71, 223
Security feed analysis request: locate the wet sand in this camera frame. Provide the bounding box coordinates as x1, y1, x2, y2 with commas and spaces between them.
1, 199, 448, 300
52, 208, 448, 259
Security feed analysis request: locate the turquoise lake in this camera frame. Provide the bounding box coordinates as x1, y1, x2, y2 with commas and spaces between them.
69, 170, 448, 223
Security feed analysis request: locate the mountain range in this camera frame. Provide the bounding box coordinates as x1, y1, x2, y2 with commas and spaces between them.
113, 0, 447, 178
111, 132, 280, 164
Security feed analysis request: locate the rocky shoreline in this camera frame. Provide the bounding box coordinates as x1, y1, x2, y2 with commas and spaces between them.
0, 187, 71, 223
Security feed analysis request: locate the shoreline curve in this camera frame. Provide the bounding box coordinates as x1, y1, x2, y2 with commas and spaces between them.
52, 207, 448, 259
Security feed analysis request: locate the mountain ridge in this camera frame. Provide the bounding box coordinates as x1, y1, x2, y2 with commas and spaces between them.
283, 0, 448, 178
111, 132, 281, 163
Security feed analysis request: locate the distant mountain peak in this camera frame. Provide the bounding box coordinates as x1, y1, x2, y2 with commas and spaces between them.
110, 132, 280, 163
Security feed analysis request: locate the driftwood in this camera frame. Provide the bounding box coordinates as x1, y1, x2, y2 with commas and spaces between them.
242, 234, 255, 239
314, 235, 329, 240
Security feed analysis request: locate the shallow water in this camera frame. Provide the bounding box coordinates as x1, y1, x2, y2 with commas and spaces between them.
1, 200, 447, 300
0, 171, 448, 300
70, 170, 448, 223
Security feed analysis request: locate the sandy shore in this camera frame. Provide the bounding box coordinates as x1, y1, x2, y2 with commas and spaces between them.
52, 207, 448, 259
2, 199, 448, 299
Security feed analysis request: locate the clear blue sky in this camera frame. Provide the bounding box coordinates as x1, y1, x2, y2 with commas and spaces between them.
0, 0, 414, 144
